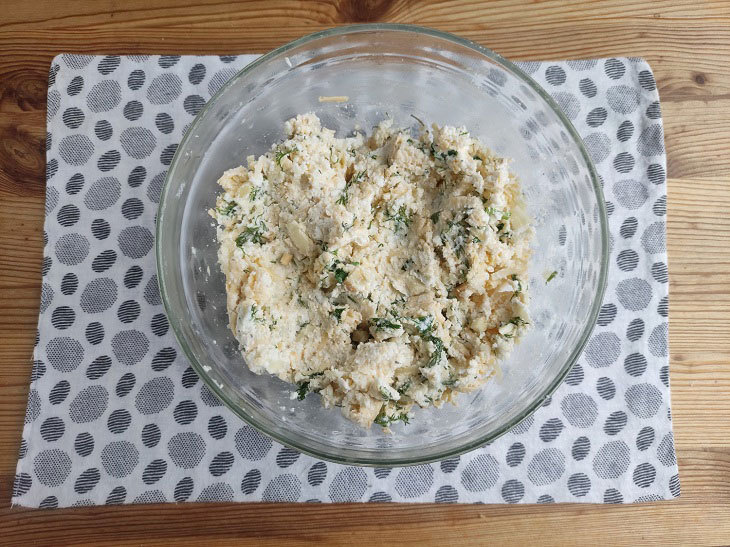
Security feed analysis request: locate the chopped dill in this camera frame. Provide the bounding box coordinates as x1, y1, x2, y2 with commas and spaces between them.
218, 201, 237, 215
374, 406, 410, 427
442, 373, 458, 387
510, 274, 522, 300
336, 170, 365, 206
275, 146, 297, 167
385, 205, 412, 233
327, 258, 351, 285
235, 221, 267, 247
334, 268, 348, 284
295, 371, 324, 400
410, 114, 425, 127
486, 207, 511, 220
369, 317, 402, 331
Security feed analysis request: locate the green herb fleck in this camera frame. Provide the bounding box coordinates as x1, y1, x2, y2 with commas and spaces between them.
334, 268, 348, 284
369, 317, 402, 331
546, 271, 558, 284
410, 114, 425, 127
249, 304, 264, 323
275, 146, 297, 167
486, 207, 511, 220
426, 336, 444, 367
332, 307, 345, 322
336, 170, 365, 206
403, 315, 444, 368
235, 221, 267, 247
374, 406, 410, 427
500, 317, 528, 339
396, 380, 411, 395
442, 373, 458, 387
218, 201, 237, 216
295, 371, 324, 400
295, 382, 309, 400
411, 315, 434, 336
385, 205, 412, 233
326, 257, 353, 285
509, 317, 529, 327
510, 274, 522, 301
441, 209, 474, 257
473, 155, 483, 161
430, 211, 441, 224
429, 142, 458, 162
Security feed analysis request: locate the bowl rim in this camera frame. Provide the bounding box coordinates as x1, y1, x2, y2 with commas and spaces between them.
156, 22, 609, 467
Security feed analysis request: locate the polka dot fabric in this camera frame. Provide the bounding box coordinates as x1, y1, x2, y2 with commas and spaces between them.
13, 55, 677, 507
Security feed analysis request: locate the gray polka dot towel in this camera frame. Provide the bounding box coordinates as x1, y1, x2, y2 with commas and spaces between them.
13, 54, 677, 507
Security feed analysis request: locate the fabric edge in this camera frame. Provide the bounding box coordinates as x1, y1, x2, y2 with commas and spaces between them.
11, 55, 67, 506
635, 58, 679, 500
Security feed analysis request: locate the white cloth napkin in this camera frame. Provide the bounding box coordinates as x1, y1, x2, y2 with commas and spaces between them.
12, 54, 677, 507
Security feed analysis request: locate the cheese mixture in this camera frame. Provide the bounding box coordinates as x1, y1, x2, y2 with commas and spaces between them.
213, 113, 532, 429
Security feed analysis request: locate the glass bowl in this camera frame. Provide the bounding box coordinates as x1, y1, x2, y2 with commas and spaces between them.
156, 24, 608, 466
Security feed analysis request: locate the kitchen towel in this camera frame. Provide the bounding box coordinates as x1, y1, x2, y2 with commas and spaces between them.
12, 54, 677, 507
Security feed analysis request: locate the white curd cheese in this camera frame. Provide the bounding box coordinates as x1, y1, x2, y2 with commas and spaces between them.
213, 114, 532, 429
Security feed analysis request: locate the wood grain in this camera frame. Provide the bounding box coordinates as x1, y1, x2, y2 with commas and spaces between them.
1, 1, 729, 545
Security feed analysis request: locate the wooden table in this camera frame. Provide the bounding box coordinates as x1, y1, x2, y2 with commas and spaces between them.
1, 1, 729, 545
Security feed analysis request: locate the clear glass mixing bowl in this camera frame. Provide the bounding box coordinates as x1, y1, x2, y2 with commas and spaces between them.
156, 24, 608, 466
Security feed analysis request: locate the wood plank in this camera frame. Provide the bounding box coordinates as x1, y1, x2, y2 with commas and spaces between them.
3, 23, 730, 180
1, 0, 730, 30
1, 0, 730, 544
